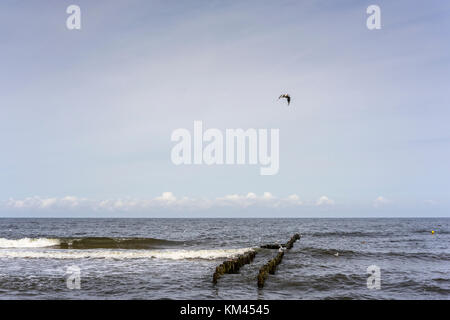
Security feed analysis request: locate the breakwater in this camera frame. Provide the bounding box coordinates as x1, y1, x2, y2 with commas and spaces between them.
212, 250, 257, 284
257, 233, 301, 288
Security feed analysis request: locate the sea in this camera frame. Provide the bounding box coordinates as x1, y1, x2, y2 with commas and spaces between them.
0, 218, 448, 299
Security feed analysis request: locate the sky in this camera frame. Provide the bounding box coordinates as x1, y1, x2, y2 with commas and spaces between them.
0, 0, 449, 217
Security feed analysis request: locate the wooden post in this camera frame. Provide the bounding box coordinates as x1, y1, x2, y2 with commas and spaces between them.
257, 234, 301, 288
212, 250, 257, 284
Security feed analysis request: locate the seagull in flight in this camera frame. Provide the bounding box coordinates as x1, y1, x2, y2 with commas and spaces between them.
278, 94, 291, 106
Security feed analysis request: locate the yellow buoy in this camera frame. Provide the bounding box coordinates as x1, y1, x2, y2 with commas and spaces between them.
431, 230, 435, 234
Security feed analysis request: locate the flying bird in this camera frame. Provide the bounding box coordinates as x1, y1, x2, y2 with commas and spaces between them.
278, 94, 291, 106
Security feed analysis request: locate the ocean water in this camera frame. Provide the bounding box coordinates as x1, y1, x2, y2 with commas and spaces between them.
0, 218, 448, 300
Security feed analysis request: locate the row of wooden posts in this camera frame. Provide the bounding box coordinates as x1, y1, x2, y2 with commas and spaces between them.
212, 233, 301, 288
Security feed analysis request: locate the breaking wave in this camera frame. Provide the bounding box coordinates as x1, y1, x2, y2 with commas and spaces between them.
0, 238, 60, 248
0, 247, 255, 260
0, 237, 181, 249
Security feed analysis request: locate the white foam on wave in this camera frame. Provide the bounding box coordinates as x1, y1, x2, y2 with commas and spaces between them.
0, 247, 255, 260
0, 238, 61, 248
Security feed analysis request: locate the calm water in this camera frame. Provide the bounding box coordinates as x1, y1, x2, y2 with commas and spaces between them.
0, 218, 448, 299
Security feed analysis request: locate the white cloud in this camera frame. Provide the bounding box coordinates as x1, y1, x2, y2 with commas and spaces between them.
285, 194, 303, 206
316, 196, 335, 206
215, 192, 281, 208
3, 193, 311, 212
6, 196, 88, 210
373, 196, 390, 207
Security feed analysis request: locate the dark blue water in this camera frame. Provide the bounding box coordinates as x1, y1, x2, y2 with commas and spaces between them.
0, 218, 448, 299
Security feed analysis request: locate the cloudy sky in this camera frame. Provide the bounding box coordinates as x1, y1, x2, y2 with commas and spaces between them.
1, 0, 449, 217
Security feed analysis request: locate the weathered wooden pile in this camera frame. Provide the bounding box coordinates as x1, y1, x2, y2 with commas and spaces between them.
257, 251, 284, 288
260, 244, 280, 249
284, 233, 301, 249
257, 233, 301, 288
212, 250, 257, 284
212, 233, 301, 288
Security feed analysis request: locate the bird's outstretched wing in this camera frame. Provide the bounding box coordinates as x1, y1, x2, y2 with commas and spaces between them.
278, 94, 291, 105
